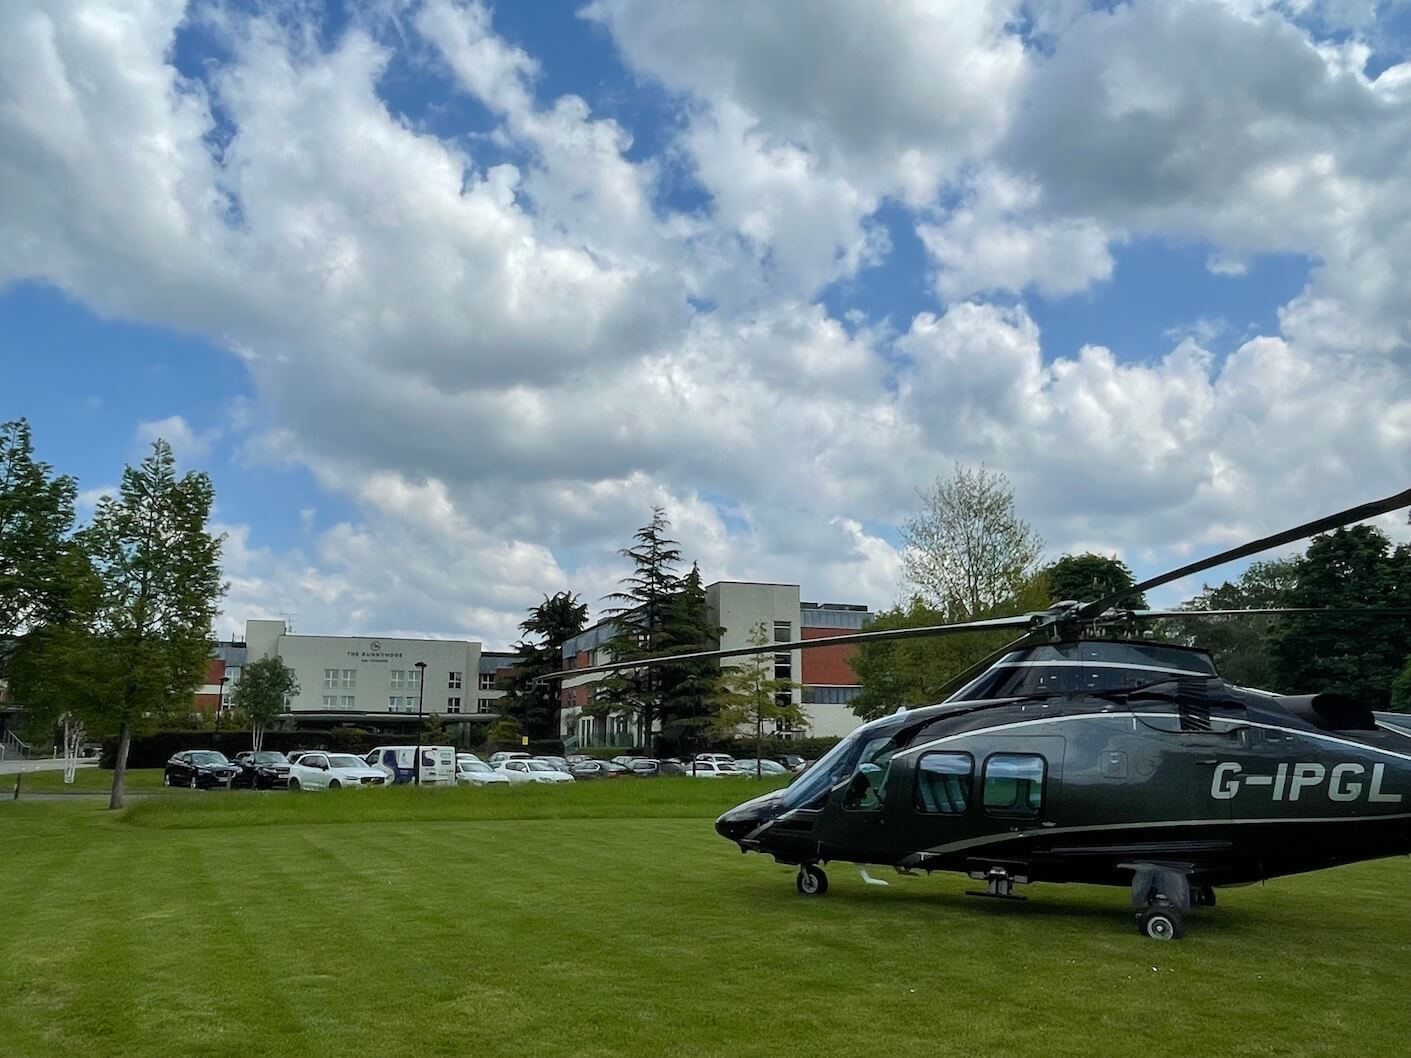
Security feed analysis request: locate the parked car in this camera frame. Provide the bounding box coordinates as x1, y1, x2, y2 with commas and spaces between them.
610, 755, 641, 767
164, 750, 239, 789
231, 750, 292, 789
628, 758, 688, 778
288, 752, 389, 791
489, 751, 533, 765
775, 754, 809, 773
363, 745, 457, 785
732, 758, 790, 778
686, 760, 738, 778
456, 756, 510, 786
570, 759, 631, 780
495, 759, 575, 784
534, 755, 571, 772
694, 753, 735, 765
565, 754, 591, 766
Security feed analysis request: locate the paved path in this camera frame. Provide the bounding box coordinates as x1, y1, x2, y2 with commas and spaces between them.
0, 758, 98, 775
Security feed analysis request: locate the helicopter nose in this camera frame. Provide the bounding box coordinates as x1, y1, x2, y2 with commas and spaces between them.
715, 794, 779, 844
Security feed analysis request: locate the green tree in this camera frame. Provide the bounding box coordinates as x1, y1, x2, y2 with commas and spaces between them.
711, 623, 805, 775
1393, 655, 1411, 712
902, 464, 1044, 620
1269, 526, 1411, 707
0, 419, 81, 648
228, 655, 298, 751
1171, 558, 1299, 688
502, 590, 588, 739
656, 562, 724, 753
594, 507, 683, 749
486, 714, 524, 747
849, 575, 1051, 721
1043, 553, 1147, 609
80, 440, 224, 808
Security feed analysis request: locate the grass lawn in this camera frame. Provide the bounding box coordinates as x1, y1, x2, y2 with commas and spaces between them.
3, 783, 1409, 1058
8, 767, 168, 794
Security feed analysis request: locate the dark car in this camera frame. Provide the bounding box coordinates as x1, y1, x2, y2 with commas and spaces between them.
231, 750, 292, 789
629, 758, 688, 777
570, 759, 632, 780
163, 750, 239, 789
775, 754, 808, 773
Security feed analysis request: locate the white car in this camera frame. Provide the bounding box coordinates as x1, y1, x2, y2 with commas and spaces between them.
732, 758, 790, 778
495, 759, 575, 784
694, 753, 735, 765
456, 756, 510, 786
687, 760, 738, 778
287, 751, 389, 791
489, 751, 533, 764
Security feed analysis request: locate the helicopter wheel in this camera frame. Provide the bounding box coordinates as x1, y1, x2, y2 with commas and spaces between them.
796, 864, 828, 896
1136, 903, 1186, 941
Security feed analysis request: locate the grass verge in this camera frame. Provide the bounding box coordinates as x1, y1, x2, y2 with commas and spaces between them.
7, 767, 167, 794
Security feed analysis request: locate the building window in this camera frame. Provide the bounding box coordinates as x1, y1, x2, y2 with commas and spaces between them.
390, 669, 420, 690
322, 695, 338, 709
323, 669, 339, 689
915, 753, 973, 814
478, 697, 496, 713
982, 754, 1046, 818
774, 621, 791, 642
802, 686, 863, 705
388, 696, 405, 713
341, 669, 356, 688
449, 671, 463, 690
447, 697, 461, 714
340, 695, 355, 710
479, 672, 495, 690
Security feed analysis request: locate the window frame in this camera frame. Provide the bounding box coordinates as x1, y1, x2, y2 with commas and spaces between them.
449, 671, 463, 690
980, 753, 1047, 819
913, 751, 975, 815
840, 735, 897, 813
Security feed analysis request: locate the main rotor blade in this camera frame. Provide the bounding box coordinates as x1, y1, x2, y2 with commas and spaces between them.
539, 614, 1038, 682
1103, 607, 1411, 621
1078, 485, 1411, 619
938, 630, 1042, 703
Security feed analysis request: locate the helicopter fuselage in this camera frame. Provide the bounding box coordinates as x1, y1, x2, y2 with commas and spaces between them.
716, 689, 1411, 889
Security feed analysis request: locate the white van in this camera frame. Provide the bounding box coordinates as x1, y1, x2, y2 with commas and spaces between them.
363, 745, 457, 786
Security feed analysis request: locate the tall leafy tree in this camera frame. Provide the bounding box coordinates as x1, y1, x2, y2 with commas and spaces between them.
228, 656, 299, 751
711, 623, 805, 774
1269, 526, 1411, 707
849, 576, 1051, 721
902, 464, 1044, 620
1043, 553, 1147, 609
0, 419, 80, 647
80, 440, 224, 807
503, 590, 588, 739
1171, 558, 1299, 688
656, 562, 724, 752
1393, 655, 1411, 712
594, 507, 682, 748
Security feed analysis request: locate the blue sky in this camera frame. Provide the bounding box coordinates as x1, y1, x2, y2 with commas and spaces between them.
2, 0, 1409, 647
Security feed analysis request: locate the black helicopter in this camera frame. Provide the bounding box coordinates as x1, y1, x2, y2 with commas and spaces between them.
553, 487, 1411, 940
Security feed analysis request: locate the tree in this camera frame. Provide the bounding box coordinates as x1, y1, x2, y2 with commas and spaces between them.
1170, 558, 1299, 688
228, 656, 298, 751
1043, 553, 1147, 609
849, 575, 1051, 721
1269, 527, 1411, 707
711, 623, 805, 775
1392, 655, 1411, 713
594, 507, 683, 749
80, 440, 224, 808
902, 464, 1044, 620
0, 419, 80, 648
656, 562, 724, 753
502, 590, 589, 740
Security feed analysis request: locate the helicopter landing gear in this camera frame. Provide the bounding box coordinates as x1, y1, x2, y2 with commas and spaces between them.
965, 865, 1029, 900
796, 863, 828, 896
1128, 863, 1195, 941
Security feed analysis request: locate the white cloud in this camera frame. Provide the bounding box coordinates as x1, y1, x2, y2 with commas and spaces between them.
135, 415, 217, 462
2, 0, 1410, 649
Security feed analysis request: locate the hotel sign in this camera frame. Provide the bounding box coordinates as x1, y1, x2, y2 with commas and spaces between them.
346, 641, 405, 663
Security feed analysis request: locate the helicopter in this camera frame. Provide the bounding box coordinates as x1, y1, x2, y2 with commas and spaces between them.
550, 487, 1411, 940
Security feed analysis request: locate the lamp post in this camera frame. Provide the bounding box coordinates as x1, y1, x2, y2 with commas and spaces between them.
413, 661, 427, 785
215, 675, 229, 733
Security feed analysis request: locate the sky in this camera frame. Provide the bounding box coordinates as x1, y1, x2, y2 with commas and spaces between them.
2, 0, 1410, 649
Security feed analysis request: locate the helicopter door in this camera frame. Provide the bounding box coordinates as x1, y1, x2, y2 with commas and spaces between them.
818, 733, 902, 862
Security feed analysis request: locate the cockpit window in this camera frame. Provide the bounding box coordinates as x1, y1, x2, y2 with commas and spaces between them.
775, 735, 860, 811
842, 736, 897, 811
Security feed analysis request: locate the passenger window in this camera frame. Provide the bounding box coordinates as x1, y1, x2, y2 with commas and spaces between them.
842, 736, 896, 811
982, 754, 1045, 817
915, 753, 973, 814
